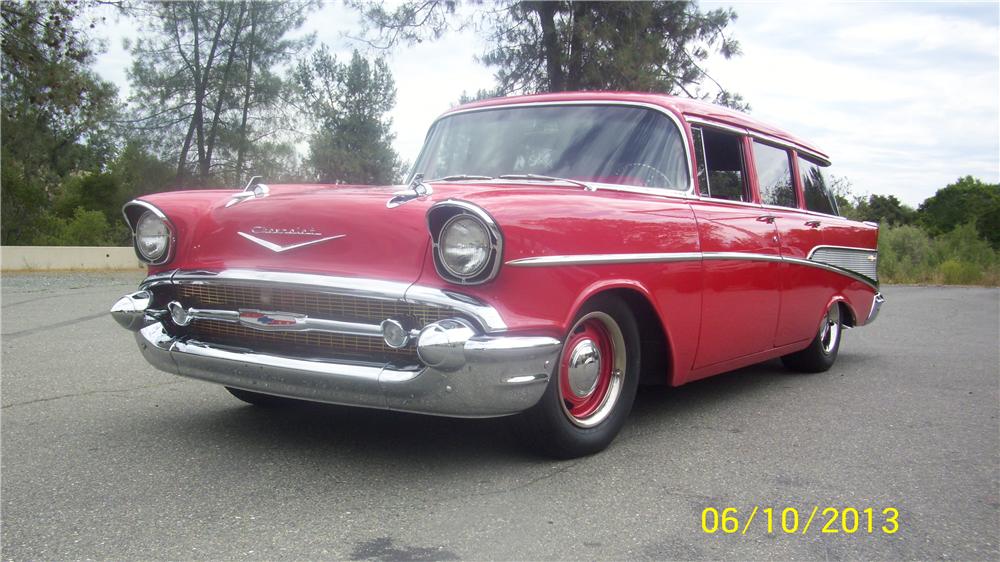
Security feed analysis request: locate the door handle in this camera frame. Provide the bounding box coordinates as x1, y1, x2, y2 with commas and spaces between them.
805, 220, 821, 228
757, 215, 776, 224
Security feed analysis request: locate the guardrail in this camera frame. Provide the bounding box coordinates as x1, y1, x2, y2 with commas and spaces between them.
1, 246, 144, 271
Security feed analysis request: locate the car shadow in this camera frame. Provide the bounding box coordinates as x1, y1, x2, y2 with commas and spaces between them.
128, 357, 836, 466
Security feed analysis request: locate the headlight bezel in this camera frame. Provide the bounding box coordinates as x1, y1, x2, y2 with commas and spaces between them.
123, 201, 176, 266
427, 201, 503, 285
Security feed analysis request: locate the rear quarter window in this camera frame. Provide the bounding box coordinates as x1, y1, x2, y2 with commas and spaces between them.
753, 141, 795, 207
798, 156, 838, 215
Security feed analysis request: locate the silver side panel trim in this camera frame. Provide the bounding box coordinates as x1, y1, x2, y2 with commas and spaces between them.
506, 250, 877, 289
506, 252, 703, 267
807, 245, 879, 283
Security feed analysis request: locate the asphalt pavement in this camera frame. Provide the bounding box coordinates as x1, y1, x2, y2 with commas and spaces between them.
1, 272, 997, 560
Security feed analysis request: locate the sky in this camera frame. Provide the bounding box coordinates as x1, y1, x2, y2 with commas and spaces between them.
92, 1, 999, 207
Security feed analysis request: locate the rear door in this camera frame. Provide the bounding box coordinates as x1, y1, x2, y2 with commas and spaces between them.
750, 140, 825, 347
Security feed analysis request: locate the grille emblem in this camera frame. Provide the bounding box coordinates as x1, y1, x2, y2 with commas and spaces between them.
238, 309, 304, 329
237, 231, 345, 253
867, 254, 877, 262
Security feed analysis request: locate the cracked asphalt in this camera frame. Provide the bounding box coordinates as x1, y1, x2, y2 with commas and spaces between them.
1, 272, 998, 560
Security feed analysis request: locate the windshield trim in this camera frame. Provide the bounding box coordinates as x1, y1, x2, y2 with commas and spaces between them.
408, 100, 695, 196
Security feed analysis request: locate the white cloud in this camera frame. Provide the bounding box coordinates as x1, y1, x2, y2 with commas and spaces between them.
90, 2, 999, 205
704, 2, 999, 205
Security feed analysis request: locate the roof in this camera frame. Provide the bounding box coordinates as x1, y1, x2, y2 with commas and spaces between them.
444, 91, 829, 161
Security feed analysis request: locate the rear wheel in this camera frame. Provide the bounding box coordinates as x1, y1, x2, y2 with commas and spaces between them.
513, 295, 640, 459
225, 386, 292, 407
781, 303, 842, 373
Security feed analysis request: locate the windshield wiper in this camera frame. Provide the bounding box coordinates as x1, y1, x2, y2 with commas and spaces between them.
431, 174, 495, 181
496, 174, 594, 190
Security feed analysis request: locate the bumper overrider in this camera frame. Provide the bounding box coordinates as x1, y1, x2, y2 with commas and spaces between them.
111, 270, 560, 417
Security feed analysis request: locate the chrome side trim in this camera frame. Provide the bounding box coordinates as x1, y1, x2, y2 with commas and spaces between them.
413, 100, 695, 195
783, 257, 877, 288
702, 252, 784, 263
139, 269, 509, 333
506, 250, 877, 289
506, 252, 702, 267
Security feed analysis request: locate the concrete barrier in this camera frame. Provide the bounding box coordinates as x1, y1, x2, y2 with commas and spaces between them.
1, 246, 144, 271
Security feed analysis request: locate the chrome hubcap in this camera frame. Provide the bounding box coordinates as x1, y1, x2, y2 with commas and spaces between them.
558, 312, 627, 428
820, 305, 841, 354
567, 339, 602, 397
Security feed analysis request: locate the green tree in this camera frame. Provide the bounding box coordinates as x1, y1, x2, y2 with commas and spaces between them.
350, 1, 748, 110
1, 0, 119, 244
127, 0, 315, 187
53, 172, 122, 225
918, 176, 1000, 247
294, 48, 402, 184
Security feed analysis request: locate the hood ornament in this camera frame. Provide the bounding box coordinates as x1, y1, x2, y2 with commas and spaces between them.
387, 173, 432, 208
226, 175, 270, 208
238, 230, 345, 253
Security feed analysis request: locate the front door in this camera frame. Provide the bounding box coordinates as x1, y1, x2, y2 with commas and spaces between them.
689, 127, 782, 370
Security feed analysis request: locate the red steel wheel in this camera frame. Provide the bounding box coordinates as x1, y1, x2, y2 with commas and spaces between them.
557, 311, 626, 428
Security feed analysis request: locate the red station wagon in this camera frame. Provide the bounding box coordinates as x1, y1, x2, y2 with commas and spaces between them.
111, 92, 884, 458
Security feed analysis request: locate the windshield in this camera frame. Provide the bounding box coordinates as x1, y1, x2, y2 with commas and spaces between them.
412, 105, 690, 191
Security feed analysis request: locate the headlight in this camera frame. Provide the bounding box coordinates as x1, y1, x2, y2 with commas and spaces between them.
439, 215, 490, 277
427, 202, 503, 285
135, 211, 171, 263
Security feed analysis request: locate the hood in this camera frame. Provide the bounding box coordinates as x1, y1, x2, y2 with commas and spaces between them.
142, 184, 430, 283
138, 179, 621, 283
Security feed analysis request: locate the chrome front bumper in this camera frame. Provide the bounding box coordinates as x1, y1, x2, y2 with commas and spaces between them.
114, 284, 560, 417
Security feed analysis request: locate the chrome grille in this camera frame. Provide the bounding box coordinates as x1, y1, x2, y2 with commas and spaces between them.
175, 284, 453, 326
810, 247, 878, 282
188, 319, 419, 364
164, 283, 457, 365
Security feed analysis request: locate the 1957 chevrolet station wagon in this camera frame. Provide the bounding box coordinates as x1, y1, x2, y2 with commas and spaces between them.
111, 92, 884, 458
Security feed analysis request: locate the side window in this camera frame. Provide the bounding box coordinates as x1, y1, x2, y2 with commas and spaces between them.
798, 156, 839, 215
692, 126, 747, 202
753, 141, 795, 207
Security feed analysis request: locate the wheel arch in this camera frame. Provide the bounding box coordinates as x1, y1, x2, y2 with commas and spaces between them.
825, 294, 858, 328
564, 280, 675, 387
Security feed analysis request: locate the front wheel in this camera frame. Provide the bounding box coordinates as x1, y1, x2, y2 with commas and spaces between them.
781, 303, 842, 373
512, 295, 640, 459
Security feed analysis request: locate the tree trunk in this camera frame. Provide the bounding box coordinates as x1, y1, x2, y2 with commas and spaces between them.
234, 4, 258, 182
534, 2, 563, 92
204, 1, 247, 182
565, 2, 587, 91
193, 3, 232, 182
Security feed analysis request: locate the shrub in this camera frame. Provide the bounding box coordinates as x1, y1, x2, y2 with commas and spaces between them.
31, 207, 117, 246
878, 224, 933, 283
938, 260, 982, 285
878, 222, 998, 285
